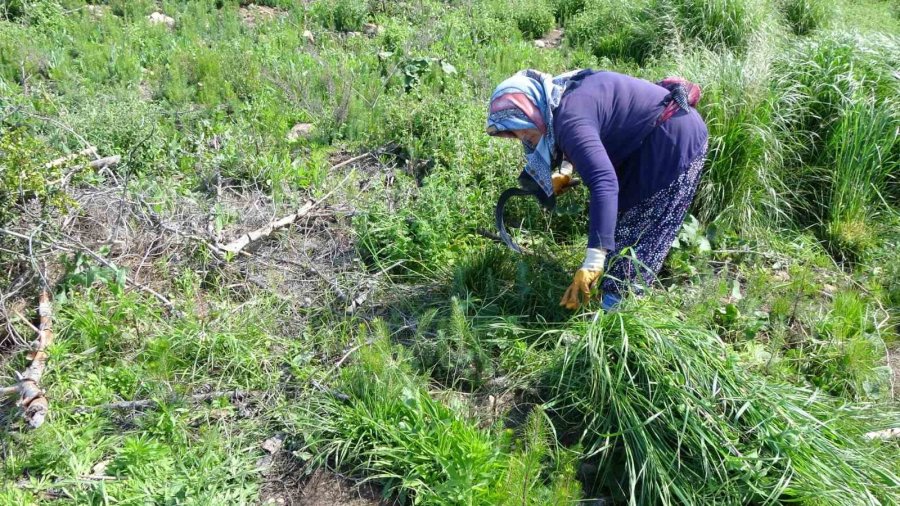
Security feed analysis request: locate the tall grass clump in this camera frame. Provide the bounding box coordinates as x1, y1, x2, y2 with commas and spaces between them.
297, 326, 581, 505
550, 0, 586, 25
823, 95, 899, 257
775, 33, 900, 253
567, 0, 656, 64
567, 0, 766, 63
514, 0, 556, 39
542, 298, 900, 504
778, 0, 831, 35
652, 0, 767, 53
679, 49, 798, 229
310, 0, 368, 32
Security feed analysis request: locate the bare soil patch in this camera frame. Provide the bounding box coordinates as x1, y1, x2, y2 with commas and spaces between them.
240, 4, 286, 27
259, 452, 385, 506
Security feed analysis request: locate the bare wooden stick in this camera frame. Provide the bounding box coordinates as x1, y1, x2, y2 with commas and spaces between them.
44, 146, 97, 169
217, 159, 359, 254
1, 290, 54, 428
219, 201, 314, 254
88, 155, 120, 170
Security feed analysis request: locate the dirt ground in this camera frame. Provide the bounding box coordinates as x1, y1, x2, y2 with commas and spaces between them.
258, 450, 386, 506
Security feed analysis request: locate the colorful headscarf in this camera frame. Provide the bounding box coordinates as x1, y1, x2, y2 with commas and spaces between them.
656, 77, 702, 125
486, 69, 592, 197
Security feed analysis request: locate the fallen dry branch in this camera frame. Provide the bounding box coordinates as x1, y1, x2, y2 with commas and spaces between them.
44, 146, 97, 169
73, 389, 254, 413
219, 201, 314, 253
1, 290, 54, 428
87, 155, 121, 170
0, 227, 179, 314
217, 160, 360, 254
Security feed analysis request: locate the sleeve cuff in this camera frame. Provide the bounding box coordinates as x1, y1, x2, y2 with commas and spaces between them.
587, 234, 616, 252
582, 248, 608, 271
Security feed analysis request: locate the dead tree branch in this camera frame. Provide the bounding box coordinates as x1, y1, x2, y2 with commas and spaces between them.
73, 389, 254, 413
1, 290, 54, 428
44, 146, 97, 169
0, 228, 178, 314
217, 159, 360, 254
219, 201, 315, 254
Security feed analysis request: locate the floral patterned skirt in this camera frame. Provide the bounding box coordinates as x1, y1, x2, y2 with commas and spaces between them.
600, 145, 707, 296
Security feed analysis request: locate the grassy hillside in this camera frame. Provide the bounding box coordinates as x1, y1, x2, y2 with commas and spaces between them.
1, 0, 898, 504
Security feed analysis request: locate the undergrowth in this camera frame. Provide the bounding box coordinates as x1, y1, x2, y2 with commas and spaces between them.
1, 0, 898, 504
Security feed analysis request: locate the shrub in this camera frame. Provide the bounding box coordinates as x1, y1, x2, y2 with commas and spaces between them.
0, 128, 59, 224
515, 1, 555, 39
779, 0, 831, 35
311, 0, 367, 32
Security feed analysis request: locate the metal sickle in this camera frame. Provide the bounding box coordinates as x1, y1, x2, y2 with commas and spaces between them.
494, 179, 580, 254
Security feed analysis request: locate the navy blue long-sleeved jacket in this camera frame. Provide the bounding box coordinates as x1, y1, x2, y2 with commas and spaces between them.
553, 71, 708, 251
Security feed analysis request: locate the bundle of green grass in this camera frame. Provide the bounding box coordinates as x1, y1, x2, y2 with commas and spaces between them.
544, 298, 900, 504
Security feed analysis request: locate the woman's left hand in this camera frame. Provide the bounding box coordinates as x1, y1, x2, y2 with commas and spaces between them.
560, 268, 603, 310
551, 173, 574, 195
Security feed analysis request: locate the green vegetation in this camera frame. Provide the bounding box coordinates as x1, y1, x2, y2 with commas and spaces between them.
1, 0, 898, 504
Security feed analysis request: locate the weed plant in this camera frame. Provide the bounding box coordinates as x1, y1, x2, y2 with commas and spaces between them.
299, 327, 582, 505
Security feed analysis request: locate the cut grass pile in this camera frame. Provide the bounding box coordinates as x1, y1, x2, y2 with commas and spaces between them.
545, 299, 900, 504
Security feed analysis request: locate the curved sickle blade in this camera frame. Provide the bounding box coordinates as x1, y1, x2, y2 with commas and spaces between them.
495, 187, 535, 254
494, 179, 581, 254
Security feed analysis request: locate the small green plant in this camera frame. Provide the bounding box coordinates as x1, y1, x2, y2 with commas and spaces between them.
803, 291, 891, 400
515, 1, 555, 39
298, 326, 581, 504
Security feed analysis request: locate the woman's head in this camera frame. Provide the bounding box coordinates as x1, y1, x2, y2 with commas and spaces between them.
485, 68, 590, 197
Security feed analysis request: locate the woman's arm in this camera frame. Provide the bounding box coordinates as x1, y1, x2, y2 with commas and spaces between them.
556, 114, 618, 251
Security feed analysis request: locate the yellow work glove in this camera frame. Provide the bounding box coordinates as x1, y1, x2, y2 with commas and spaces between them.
551, 173, 573, 196
559, 268, 603, 310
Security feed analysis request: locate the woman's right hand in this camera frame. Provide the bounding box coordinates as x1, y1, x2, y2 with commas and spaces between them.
559, 268, 603, 310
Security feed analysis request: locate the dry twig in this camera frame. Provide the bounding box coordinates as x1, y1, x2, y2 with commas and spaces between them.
72, 389, 254, 413
44, 146, 98, 169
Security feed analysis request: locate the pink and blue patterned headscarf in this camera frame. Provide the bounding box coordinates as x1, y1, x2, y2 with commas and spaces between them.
486, 69, 590, 197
